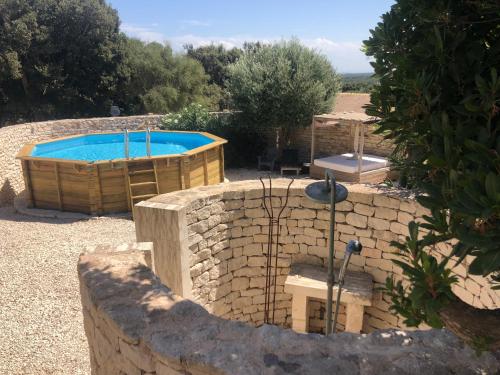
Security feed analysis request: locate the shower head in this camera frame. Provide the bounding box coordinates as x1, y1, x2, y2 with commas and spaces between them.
346, 240, 362, 254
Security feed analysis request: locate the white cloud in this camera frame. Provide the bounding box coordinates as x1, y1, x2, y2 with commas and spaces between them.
121, 24, 167, 44
120, 25, 372, 72
302, 38, 372, 73
180, 19, 211, 27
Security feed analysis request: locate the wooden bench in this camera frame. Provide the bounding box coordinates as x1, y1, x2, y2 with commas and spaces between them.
284, 263, 373, 333
280, 165, 301, 176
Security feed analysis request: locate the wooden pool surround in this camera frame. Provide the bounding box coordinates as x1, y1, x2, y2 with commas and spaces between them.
16, 131, 227, 214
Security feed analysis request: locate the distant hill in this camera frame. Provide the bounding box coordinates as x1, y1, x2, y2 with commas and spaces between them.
340, 73, 377, 93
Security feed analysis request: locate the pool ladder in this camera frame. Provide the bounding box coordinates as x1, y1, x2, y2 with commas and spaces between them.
124, 129, 130, 159
146, 127, 151, 157
124, 128, 152, 159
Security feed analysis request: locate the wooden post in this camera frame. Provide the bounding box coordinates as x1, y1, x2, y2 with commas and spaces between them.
184, 156, 191, 189
21, 160, 34, 208
310, 117, 316, 164
54, 163, 63, 211
152, 160, 160, 194
219, 146, 225, 182
94, 165, 103, 214
179, 157, 185, 189
202, 151, 209, 185
123, 163, 132, 211
357, 123, 366, 181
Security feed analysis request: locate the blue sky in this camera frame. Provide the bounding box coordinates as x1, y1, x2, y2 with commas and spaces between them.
109, 0, 395, 73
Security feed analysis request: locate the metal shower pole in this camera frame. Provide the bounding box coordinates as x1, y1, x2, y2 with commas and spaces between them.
304, 169, 348, 336
325, 172, 336, 335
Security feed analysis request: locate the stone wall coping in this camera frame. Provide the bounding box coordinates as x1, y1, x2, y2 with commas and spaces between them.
0, 114, 163, 133
78, 247, 500, 375
139, 179, 417, 209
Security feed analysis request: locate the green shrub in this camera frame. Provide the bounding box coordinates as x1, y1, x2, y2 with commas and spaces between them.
160, 104, 266, 168
161, 104, 212, 131
364, 0, 500, 329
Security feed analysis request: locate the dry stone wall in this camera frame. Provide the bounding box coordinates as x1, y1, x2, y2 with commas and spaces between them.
263, 119, 394, 162
135, 180, 500, 334
79, 242, 500, 375
0, 115, 162, 206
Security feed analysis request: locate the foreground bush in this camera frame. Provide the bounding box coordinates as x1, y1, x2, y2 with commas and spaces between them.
365, 0, 500, 349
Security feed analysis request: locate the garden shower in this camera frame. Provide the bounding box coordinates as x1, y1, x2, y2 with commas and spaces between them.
304, 170, 360, 334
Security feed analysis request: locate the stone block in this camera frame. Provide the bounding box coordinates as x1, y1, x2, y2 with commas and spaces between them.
336, 200, 354, 211
188, 220, 209, 234
337, 223, 355, 235
243, 243, 263, 256
348, 191, 373, 205
308, 245, 327, 258
297, 219, 314, 228
231, 226, 243, 238
304, 227, 323, 238
366, 258, 393, 272
374, 207, 397, 221
294, 234, 316, 246
242, 225, 261, 237
390, 222, 409, 236
229, 237, 253, 248
359, 237, 376, 248
250, 277, 267, 288
245, 207, 265, 218
228, 256, 247, 272
290, 208, 316, 220
397, 211, 414, 225
119, 339, 155, 372
354, 203, 375, 217
248, 256, 266, 267
232, 277, 250, 291
244, 199, 262, 208
372, 230, 398, 242
399, 200, 417, 214
283, 243, 300, 254
346, 213, 367, 228
373, 195, 400, 209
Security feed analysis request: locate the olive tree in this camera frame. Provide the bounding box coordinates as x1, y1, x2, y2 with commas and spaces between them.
227, 39, 340, 147
364, 0, 500, 350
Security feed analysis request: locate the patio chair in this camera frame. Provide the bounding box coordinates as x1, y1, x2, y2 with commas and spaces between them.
258, 148, 278, 171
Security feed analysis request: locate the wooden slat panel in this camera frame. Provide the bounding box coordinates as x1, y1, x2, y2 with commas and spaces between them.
54, 163, 63, 210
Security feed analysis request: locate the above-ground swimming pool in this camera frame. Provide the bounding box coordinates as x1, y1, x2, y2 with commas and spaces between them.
17, 130, 227, 214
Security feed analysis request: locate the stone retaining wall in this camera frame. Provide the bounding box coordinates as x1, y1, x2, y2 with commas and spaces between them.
264, 119, 394, 162
0, 115, 162, 206
134, 180, 500, 334
78, 243, 500, 375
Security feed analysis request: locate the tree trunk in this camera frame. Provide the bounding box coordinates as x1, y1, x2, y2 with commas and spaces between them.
439, 299, 500, 351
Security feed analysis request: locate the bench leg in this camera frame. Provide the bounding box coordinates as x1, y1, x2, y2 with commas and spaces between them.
345, 304, 364, 333
291, 293, 309, 333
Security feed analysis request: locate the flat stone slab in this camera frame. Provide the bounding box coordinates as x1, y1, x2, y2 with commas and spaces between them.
285, 263, 373, 306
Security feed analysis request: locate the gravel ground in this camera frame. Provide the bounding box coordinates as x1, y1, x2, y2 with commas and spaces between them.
0, 206, 135, 375
0, 168, 300, 374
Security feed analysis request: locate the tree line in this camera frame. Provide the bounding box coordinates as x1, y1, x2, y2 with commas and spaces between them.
0, 0, 341, 128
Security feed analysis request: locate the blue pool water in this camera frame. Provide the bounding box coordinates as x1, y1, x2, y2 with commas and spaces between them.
31, 132, 214, 162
